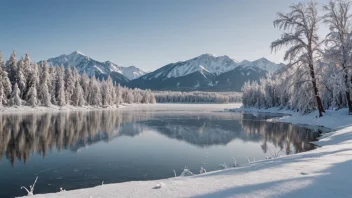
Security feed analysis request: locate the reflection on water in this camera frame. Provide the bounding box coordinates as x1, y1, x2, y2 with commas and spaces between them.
0, 110, 148, 167
0, 108, 322, 197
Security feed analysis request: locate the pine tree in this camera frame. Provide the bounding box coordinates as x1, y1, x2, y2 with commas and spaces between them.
57, 66, 66, 106
11, 83, 21, 106
49, 67, 57, 105
27, 84, 38, 107
72, 80, 85, 106
39, 60, 51, 106
0, 83, 3, 107
64, 66, 75, 105
0, 66, 12, 100
142, 90, 150, 103
23, 53, 32, 95
115, 84, 123, 105
101, 80, 109, 106
107, 76, 114, 105
0, 51, 4, 69
6, 50, 17, 85
16, 59, 26, 97
80, 72, 90, 104
88, 76, 102, 106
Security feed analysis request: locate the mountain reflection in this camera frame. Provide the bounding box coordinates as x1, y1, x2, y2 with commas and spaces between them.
0, 110, 320, 166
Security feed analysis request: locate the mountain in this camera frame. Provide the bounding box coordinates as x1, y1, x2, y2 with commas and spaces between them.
128, 54, 283, 91
41, 51, 146, 83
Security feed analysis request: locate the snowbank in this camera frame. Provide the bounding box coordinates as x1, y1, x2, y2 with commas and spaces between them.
24, 104, 352, 198
228, 105, 352, 130
0, 104, 132, 115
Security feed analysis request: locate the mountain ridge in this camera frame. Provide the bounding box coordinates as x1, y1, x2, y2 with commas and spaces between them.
40, 51, 147, 83
41, 51, 283, 91
128, 54, 283, 91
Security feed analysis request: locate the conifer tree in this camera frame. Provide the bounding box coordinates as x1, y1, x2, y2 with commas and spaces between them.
57, 66, 66, 106
11, 83, 21, 106
64, 66, 75, 105
39, 60, 51, 106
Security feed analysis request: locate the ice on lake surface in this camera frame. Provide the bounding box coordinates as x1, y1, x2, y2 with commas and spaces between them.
0, 104, 322, 198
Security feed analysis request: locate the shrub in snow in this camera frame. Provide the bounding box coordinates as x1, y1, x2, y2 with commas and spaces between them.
20, 176, 38, 196
179, 167, 193, 177
232, 157, 238, 167
219, 163, 228, 169
200, 167, 206, 174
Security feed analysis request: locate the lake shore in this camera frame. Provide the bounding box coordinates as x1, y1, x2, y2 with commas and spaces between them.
24, 104, 352, 198
0, 104, 134, 115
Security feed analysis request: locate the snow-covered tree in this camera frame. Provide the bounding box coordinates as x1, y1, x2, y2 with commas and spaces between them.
0, 51, 156, 108
39, 60, 51, 106
101, 76, 114, 106
0, 83, 3, 107
0, 51, 4, 69
10, 83, 21, 106
56, 66, 66, 106
6, 51, 17, 86
64, 66, 75, 105
49, 67, 57, 105
72, 80, 85, 106
115, 84, 123, 105
0, 66, 12, 101
88, 76, 102, 106
271, 1, 325, 117
323, 0, 352, 114
80, 72, 90, 104
27, 84, 38, 107
16, 59, 27, 97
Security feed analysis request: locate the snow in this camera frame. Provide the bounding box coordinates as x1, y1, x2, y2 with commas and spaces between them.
0, 104, 129, 115
26, 104, 352, 198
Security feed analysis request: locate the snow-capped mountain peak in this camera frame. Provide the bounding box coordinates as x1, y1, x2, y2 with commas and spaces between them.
240, 57, 284, 73
145, 53, 281, 80
43, 51, 146, 80
162, 54, 240, 79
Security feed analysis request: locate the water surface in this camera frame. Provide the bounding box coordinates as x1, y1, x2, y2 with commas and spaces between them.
0, 104, 322, 197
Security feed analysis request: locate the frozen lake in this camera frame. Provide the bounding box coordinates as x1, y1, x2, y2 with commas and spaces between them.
0, 104, 322, 197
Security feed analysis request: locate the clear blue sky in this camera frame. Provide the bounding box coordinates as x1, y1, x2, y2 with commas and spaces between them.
0, 0, 329, 71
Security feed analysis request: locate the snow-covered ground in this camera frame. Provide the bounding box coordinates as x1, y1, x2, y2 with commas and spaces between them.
22, 104, 352, 197
0, 104, 129, 115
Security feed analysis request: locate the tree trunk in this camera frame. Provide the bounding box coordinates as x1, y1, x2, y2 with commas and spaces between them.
346, 91, 352, 114
343, 68, 352, 114
309, 64, 325, 117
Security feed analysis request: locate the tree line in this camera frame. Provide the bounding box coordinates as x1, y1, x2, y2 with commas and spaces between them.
242, 0, 352, 116
154, 91, 241, 104
0, 51, 156, 107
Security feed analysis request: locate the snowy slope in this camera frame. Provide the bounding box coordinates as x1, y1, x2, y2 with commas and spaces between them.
42, 51, 146, 80
164, 54, 239, 78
